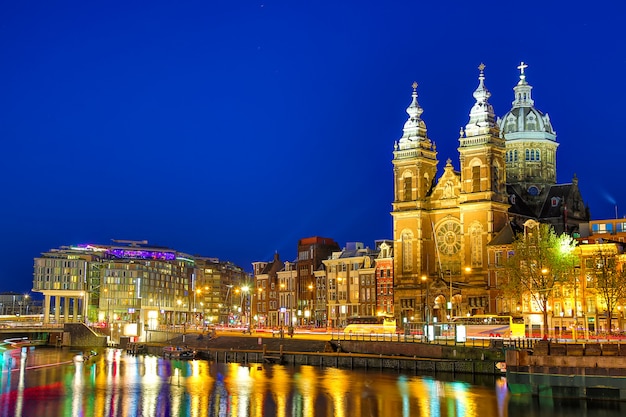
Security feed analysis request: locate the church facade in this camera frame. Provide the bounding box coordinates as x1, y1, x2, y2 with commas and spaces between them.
391, 63, 589, 324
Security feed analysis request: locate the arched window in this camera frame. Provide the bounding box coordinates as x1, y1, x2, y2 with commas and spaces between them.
422, 173, 431, 198
403, 175, 412, 201
472, 165, 481, 192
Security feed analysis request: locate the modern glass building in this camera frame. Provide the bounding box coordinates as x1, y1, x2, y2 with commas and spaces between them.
32, 239, 247, 340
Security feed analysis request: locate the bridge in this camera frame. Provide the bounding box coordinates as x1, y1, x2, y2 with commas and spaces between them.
0, 320, 108, 348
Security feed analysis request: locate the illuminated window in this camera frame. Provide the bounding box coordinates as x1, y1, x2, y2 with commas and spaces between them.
403, 176, 412, 201
592, 223, 612, 234
495, 251, 503, 266
472, 165, 481, 192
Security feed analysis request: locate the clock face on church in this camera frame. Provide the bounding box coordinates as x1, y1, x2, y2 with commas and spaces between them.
436, 221, 462, 255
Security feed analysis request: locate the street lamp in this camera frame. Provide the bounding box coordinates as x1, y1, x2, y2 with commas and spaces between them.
257, 287, 263, 327
279, 283, 286, 326
22, 294, 30, 315
104, 288, 111, 329
421, 275, 428, 323
308, 283, 313, 325
447, 270, 453, 320
241, 286, 250, 328
195, 288, 202, 325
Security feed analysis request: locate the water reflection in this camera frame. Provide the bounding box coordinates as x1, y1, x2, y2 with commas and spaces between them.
0, 347, 623, 416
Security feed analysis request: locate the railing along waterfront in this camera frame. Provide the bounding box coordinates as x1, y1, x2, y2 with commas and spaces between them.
330, 330, 537, 349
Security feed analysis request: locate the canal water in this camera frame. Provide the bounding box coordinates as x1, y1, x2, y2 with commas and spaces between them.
0, 346, 623, 417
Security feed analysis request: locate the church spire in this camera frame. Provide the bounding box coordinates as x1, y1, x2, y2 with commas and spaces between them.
407, 81, 424, 120
512, 61, 534, 108
462, 63, 498, 138
397, 82, 431, 151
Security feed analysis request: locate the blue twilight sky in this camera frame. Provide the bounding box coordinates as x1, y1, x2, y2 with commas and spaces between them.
1, 1, 625, 293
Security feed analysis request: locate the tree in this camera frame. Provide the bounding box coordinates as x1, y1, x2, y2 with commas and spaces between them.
588, 245, 626, 333
501, 221, 577, 337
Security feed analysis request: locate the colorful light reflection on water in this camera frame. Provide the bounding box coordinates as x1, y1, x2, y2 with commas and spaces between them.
0, 347, 623, 417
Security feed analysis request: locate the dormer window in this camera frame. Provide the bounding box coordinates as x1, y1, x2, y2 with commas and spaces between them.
526, 113, 537, 131
506, 115, 516, 132
551, 197, 560, 207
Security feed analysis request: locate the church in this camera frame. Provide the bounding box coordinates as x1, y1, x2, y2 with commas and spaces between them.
391, 63, 589, 324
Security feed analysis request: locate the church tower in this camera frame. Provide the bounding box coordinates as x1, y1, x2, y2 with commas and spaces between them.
498, 62, 558, 196
457, 64, 510, 272
391, 67, 513, 323
498, 62, 587, 235
391, 82, 438, 322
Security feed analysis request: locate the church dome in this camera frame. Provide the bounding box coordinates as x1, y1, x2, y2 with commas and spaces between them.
497, 62, 556, 139
500, 106, 555, 136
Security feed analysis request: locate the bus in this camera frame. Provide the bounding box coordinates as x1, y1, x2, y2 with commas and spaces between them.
343, 316, 397, 334
451, 315, 525, 339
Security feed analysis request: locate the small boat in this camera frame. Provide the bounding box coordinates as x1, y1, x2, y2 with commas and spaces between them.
162, 346, 196, 360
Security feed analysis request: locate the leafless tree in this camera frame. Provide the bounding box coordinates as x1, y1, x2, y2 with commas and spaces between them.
588, 245, 626, 333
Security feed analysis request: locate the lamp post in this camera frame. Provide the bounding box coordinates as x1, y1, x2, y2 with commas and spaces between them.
241, 286, 250, 329
195, 288, 202, 326
104, 288, 111, 329
308, 283, 313, 326
447, 270, 453, 320
257, 287, 263, 328
280, 283, 285, 327
421, 275, 430, 341
21, 294, 29, 315
158, 289, 163, 329
421, 275, 428, 323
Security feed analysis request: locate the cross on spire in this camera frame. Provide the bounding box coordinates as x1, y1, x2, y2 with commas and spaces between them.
478, 63, 486, 72
517, 61, 528, 75
412, 81, 418, 91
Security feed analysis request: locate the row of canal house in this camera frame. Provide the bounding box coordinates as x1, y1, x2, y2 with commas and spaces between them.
252, 218, 626, 334
251, 238, 394, 329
